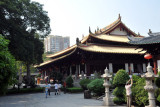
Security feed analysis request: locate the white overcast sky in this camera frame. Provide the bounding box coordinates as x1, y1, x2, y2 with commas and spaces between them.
32, 0, 160, 45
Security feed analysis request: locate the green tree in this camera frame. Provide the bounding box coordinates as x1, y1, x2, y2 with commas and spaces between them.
0, 35, 17, 95
0, 0, 51, 85
132, 77, 148, 106
79, 79, 92, 90
66, 76, 73, 88
113, 69, 130, 104
87, 78, 105, 96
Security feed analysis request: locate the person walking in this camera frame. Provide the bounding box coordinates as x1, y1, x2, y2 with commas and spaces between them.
45, 82, 49, 98
63, 81, 66, 94
48, 83, 51, 96
58, 82, 62, 95
125, 78, 133, 107
54, 82, 58, 95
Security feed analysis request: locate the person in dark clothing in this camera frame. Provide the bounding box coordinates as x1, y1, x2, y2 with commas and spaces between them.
63, 81, 66, 94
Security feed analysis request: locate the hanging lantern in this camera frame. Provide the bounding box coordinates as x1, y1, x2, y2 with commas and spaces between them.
144, 54, 152, 59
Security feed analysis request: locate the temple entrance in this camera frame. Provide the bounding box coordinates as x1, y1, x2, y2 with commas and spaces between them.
113, 64, 125, 73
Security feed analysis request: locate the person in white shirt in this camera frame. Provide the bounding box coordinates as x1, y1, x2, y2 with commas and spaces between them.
58, 83, 62, 95
54, 82, 58, 95
125, 78, 133, 107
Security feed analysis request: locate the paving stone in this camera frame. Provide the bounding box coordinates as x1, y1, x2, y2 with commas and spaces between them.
0, 93, 102, 107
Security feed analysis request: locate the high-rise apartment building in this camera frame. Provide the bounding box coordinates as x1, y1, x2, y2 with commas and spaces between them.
44, 35, 70, 53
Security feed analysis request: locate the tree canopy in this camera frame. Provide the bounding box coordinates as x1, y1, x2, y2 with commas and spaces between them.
0, 35, 17, 95
0, 0, 51, 62
0, 0, 51, 85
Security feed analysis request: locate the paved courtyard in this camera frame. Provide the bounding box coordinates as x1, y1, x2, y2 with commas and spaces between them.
0, 92, 102, 107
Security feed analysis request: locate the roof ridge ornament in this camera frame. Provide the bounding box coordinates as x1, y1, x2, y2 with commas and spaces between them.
148, 29, 154, 37
100, 29, 102, 33
97, 26, 99, 31
149, 29, 152, 33
76, 37, 80, 45
89, 26, 92, 34
118, 14, 121, 21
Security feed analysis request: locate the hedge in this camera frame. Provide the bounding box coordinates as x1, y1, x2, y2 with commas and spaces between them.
79, 79, 92, 90
67, 87, 83, 93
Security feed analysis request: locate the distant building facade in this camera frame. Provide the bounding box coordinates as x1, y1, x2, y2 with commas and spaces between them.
44, 35, 70, 53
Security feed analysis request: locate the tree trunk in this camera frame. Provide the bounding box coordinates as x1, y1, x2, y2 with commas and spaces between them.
26, 63, 31, 86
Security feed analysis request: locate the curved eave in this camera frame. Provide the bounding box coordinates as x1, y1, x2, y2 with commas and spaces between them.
78, 44, 146, 54
35, 48, 77, 68
46, 45, 77, 58
46, 35, 89, 58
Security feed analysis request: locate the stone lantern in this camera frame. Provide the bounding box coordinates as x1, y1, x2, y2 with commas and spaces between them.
81, 71, 85, 79
141, 64, 158, 107
101, 67, 113, 106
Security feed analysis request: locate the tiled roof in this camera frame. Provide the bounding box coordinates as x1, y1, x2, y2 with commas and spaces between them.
78, 44, 145, 54
129, 35, 160, 45
35, 48, 77, 67
95, 18, 138, 37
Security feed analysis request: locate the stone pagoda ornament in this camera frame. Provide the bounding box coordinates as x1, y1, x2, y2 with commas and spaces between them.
141, 64, 158, 107
101, 67, 113, 106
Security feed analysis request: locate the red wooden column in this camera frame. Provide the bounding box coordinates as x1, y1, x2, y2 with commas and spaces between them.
152, 55, 158, 74
153, 58, 157, 74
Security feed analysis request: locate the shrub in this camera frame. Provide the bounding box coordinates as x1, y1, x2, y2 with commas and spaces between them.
113, 69, 129, 105
66, 76, 73, 88
157, 95, 160, 105
87, 78, 104, 96
132, 75, 160, 106
156, 88, 160, 105
67, 87, 83, 93
113, 86, 126, 105
131, 75, 140, 104
132, 78, 148, 106
113, 69, 130, 86
132, 75, 140, 85
113, 87, 125, 96
29, 77, 36, 88
155, 72, 160, 88
79, 79, 92, 90
155, 77, 160, 88
113, 97, 125, 105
